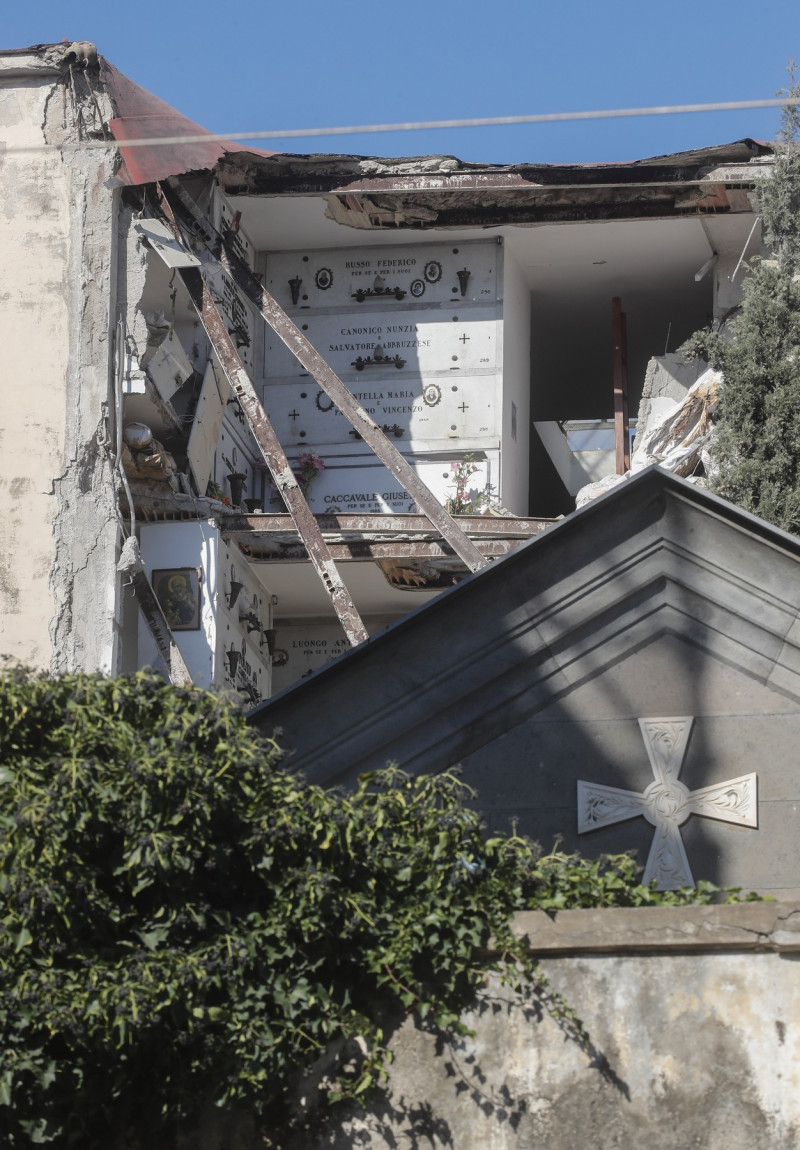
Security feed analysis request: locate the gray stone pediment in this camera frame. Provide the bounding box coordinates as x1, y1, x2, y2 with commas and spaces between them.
250, 468, 800, 894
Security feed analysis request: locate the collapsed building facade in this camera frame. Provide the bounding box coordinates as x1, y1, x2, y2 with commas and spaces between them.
0, 41, 772, 698
6, 44, 800, 1145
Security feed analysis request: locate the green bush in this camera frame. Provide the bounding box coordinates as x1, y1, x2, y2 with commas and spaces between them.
0, 669, 728, 1147
692, 73, 800, 532
705, 259, 800, 532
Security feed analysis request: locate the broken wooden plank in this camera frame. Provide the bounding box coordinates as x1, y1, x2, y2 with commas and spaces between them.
119, 482, 555, 538
236, 537, 535, 562
219, 512, 555, 537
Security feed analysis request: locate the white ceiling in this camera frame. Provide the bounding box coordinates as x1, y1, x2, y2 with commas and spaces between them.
231, 193, 732, 291
251, 555, 442, 620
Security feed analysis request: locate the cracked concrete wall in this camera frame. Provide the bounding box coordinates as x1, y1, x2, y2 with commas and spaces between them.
117, 203, 150, 364
0, 58, 119, 673
284, 904, 800, 1150
46, 69, 119, 675
0, 70, 71, 668
338, 952, 797, 1150
126, 904, 798, 1150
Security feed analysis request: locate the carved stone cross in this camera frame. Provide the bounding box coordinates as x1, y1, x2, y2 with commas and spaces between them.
577, 717, 757, 890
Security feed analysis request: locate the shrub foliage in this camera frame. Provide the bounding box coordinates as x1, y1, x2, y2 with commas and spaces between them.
707, 261, 800, 531
0, 670, 722, 1146
701, 70, 800, 531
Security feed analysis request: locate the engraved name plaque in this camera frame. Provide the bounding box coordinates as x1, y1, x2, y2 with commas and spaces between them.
264, 240, 499, 313
263, 310, 499, 382
263, 378, 499, 446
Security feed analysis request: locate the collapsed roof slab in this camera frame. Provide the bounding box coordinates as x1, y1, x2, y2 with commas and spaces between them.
216, 140, 770, 231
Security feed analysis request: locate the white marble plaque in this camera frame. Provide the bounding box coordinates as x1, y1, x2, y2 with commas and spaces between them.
268, 451, 498, 515
203, 259, 256, 372
270, 625, 352, 692
146, 330, 193, 403
262, 377, 499, 446
264, 240, 499, 313
187, 360, 230, 494
216, 627, 271, 705
216, 553, 273, 703
263, 309, 499, 381
216, 196, 256, 271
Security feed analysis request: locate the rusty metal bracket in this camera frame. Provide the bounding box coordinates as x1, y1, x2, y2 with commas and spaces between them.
166, 178, 489, 575
155, 188, 369, 647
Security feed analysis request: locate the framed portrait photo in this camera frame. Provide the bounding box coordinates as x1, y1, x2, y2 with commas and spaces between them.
152, 567, 202, 631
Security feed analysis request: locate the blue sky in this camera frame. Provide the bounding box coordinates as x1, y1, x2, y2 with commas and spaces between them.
3, 1, 798, 163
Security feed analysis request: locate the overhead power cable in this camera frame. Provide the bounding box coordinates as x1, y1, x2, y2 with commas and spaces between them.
0, 96, 797, 156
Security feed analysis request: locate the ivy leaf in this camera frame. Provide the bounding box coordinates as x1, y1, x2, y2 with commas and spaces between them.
13, 928, 32, 953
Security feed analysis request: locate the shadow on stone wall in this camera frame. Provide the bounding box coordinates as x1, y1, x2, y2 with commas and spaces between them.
278, 981, 630, 1150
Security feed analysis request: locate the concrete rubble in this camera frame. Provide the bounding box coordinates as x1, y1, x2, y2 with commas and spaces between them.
577, 360, 722, 507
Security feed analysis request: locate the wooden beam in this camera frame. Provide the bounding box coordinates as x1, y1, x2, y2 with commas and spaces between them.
182, 267, 370, 647
165, 178, 489, 576
218, 512, 554, 537
237, 537, 534, 562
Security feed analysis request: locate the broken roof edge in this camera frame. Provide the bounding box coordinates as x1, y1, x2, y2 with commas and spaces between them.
100, 58, 276, 186
0, 41, 88, 77
2, 45, 773, 187
216, 138, 774, 193
247, 466, 800, 726
0, 42, 256, 182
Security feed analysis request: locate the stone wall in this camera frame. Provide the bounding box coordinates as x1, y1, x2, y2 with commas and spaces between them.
283, 902, 800, 1150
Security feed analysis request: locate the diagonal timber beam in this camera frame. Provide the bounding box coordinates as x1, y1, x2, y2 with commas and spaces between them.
220, 241, 489, 573
180, 266, 369, 646
165, 179, 489, 575
154, 184, 368, 646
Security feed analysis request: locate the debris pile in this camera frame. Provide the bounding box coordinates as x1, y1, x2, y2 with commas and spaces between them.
576, 368, 721, 507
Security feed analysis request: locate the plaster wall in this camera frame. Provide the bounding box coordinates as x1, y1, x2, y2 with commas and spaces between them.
0, 61, 119, 673
497, 242, 529, 514
704, 213, 766, 320
138, 522, 220, 687
151, 903, 800, 1150
0, 75, 70, 667
48, 92, 119, 675
286, 903, 800, 1150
